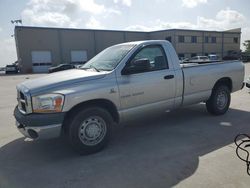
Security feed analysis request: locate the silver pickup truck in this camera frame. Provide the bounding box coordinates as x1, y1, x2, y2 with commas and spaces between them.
14, 40, 245, 154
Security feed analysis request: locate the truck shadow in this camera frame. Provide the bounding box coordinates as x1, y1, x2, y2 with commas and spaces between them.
0, 104, 250, 188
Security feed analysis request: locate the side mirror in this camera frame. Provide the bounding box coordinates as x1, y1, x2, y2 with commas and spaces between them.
122, 58, 150, 75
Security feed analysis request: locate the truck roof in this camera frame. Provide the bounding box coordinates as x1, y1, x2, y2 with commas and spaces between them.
114, 40, 170, 46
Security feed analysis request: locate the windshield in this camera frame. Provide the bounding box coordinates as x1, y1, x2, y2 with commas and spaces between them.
81, 44, 135, 71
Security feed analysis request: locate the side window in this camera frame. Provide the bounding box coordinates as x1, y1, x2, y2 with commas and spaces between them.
191, 36, 197, 43
205, 36, 209, 43
178, 36, 185, 43
211, 37, 216, 43
130, 45, 168, 72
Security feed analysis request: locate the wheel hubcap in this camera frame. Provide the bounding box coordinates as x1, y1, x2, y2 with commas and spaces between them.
216, 91, 228, 110
78, 116, 107, 146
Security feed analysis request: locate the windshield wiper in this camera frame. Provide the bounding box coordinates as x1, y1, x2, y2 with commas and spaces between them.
90, 65, 100, 72
80, 65, 100, 72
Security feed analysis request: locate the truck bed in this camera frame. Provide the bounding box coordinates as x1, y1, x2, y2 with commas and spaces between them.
180, 60, 238, 68
179, 60, 244, 106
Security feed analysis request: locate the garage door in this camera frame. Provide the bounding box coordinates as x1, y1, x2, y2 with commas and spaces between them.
31, 51, 52, 73
71, 50, 88, 64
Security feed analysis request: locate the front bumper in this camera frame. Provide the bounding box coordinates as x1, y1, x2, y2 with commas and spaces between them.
14, 106, 66, 139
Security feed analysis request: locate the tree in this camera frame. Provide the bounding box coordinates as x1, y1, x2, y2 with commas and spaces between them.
243, 40, 250, 52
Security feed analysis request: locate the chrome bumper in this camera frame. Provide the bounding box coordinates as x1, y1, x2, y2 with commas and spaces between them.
16, 121, 62, 139
14, 106, 65, 139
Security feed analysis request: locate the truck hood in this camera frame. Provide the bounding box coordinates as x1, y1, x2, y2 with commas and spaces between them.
19, 69, 107, 94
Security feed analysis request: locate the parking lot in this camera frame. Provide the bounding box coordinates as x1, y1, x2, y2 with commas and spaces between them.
0, 63, 250, 188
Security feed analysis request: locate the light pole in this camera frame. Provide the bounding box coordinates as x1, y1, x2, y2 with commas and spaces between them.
11, 19, 22, 71
11, 19, 22, 25
11, 19, 22, 37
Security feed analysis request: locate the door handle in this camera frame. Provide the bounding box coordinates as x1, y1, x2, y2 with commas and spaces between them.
164, 75, 174, 79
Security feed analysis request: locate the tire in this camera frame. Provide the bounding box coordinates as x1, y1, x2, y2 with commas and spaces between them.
206, 85, 231, 115
67, 107, 113, 155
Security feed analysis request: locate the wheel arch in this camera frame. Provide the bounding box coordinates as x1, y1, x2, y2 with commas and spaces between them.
62, 99, 120, 131
213, 77, 232, 92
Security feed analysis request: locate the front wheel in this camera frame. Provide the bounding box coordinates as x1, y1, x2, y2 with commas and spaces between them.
67, 107, 113, 155
206, 85, 231, 115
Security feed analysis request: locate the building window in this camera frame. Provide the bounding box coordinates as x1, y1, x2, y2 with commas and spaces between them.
205, 36, 209, 43
233, 37, 238, 43
191, 36, 197, 43
165, 36, 172, 43
211, 37, 216, 43
191, 53, 197, 57
178, 36, 185, 43
205, 53, 208, 56
178, 53, 185, 58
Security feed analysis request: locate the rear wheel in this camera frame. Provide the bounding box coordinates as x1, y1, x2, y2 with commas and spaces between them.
206, 85, 231, 115
67, 107, 113, 155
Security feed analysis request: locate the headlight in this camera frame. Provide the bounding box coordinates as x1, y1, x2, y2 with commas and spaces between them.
32, 94, 64, 113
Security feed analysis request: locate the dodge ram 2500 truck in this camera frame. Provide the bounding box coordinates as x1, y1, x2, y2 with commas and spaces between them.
14, 40, 245, 154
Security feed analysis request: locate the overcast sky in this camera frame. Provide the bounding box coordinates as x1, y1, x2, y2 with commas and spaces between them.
0, 0, 250, 67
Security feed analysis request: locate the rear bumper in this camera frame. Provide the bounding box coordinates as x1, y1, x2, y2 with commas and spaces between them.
14, 106, 66, 139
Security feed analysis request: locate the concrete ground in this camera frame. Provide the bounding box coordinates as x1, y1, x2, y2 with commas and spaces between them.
0, 64, 250, 188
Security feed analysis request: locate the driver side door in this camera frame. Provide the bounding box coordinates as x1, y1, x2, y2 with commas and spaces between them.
116, 44, 176, 116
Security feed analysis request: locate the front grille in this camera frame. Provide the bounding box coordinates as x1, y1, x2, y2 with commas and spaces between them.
17, 89, 31, 114
21, 101, 26, 112
20, 92, 25, 100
